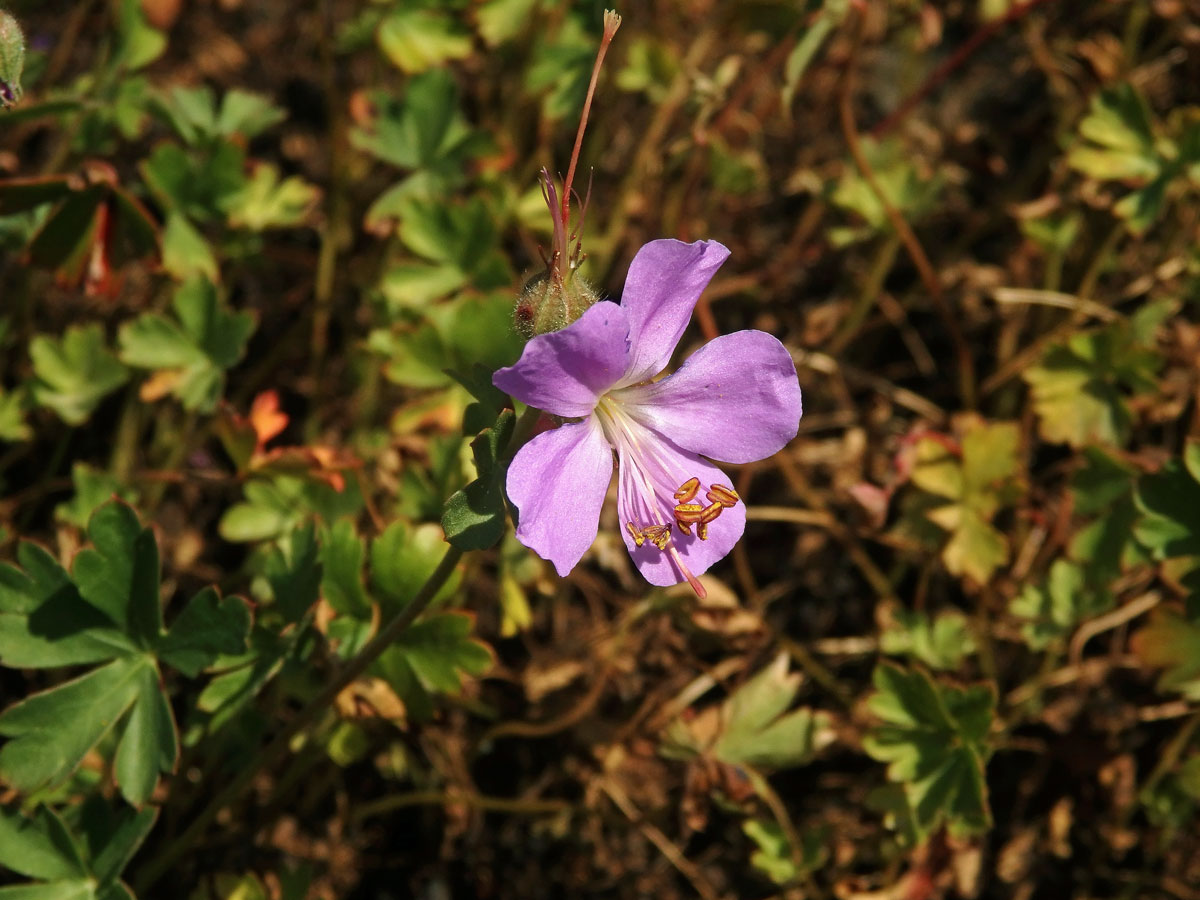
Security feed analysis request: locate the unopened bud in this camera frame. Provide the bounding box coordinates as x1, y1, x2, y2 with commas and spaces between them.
0, 10, 25, 109
514, 269, 599, 338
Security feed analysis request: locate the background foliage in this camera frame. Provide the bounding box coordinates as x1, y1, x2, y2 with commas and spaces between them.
1, 0, 1199, 898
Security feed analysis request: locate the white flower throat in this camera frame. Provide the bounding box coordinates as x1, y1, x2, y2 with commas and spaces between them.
593, 392, 741, 598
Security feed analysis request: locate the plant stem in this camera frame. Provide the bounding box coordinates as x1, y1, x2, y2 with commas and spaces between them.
352, 789, 570, 823
561, 10, 622, 233
839, 7, 977, 409
829, 232, 901, 355
132, 544, 464, 894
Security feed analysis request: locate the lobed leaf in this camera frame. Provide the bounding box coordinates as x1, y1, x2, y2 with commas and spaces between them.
863, 663, 994, 838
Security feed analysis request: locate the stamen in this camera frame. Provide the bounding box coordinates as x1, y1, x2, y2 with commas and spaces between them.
674, 477, 700, 503
697, 522, 709, 541
700, 502, 723, 524
625, 522, 646, 547
597, 396, 707, 599
707, 484, 740, 507
643, 524, 671, 551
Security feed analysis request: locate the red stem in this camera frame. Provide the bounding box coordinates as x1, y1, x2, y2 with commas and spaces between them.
562, 11, 622, 234
871, 0, 1058, 139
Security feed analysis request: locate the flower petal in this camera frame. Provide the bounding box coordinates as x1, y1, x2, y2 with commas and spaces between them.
614, 429, 746, 587
493, 301, 630, 418
507, 416, 614, 577
619, 330, 802, 464
617, 239, 730, 386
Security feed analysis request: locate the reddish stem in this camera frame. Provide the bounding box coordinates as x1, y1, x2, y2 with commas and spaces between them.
562, 10, 622, 235
871, 0, 1058, 139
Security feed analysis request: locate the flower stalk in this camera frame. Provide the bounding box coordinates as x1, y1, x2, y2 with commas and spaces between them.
515, 10, 622, 337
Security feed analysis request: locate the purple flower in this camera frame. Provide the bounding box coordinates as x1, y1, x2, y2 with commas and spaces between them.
493, 239, 803, 593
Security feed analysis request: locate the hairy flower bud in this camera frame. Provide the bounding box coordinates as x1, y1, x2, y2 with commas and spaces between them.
0, 9, 24, 109
513, 10, 620, 339
514, 268, 599, 338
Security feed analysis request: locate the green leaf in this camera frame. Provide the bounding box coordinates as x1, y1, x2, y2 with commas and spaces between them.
156, 588, 251, 677
55, 464, 139, 531
375, 613, 492, 719
193, 629, 289, 734
264, 523, 322, 624
476, 0, 538, 46
1068, 84, 1159, 181
160, 212, 217, 281
0, 384, 30, 442
0, 881, 95, 899
1010, 560, 1113, 650
0, 805, 87, 881
1024, 321, 1161, 448
0, 501, 244, 802
388, 613, 492, 692
880, 608, 975, 671
320, 521, 370, 619
140, 139, 246, 223
780, 1, 845, 111
350, 71, 489, 206
118, 276, 256, 412
373, 293, 523, 389
935, 507, 1009, 585
113, 0, 165, 71
87, 806, 156, 885
1071, 447, 1137, 515
375, 195, 512, 303
155, 85, 286, 144
221, 163, 319, 231
114, 665, 176, 805
0, 802, 154, 896
525, 18, 593, 121
370, 521, 460, 616
663, 654, 835, 771
73, 503, 162, 647
0, 544, 132, 669
743, 819, 827, 886
863, 663, 994, 838
442, 409, 516, 551
218, 475, 362, 544
1064, 84, 1196, 233
447, 364, 509, 434
29, 325, 129, 425
216, 90, 286, 139
219, 482, 298, 543
615, 36, 679, 103
377, 9, 472, 74
1135, 446, 1200, 568
1132, 609, 1200, 700
0, 655, 149, 795
907, 421, 1022, 584
831, 138, 943, 242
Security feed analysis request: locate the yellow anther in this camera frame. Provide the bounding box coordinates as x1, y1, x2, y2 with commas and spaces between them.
673, 503, 703, 526
625, 522, 645, 547
674, 477, 700, 503
706, 484, 740, 507
697, 522, 709, 541
699, 502, 723, 524
676, 520, 693, 536
643, 524, 671, 551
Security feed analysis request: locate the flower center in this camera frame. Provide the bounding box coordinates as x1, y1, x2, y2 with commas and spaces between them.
593, 393, 741, 597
